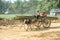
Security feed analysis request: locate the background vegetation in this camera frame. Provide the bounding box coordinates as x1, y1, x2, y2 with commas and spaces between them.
0, 0, 60, 14
0, 0, 60, 19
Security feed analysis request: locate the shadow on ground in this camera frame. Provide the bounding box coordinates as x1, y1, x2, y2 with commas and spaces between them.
31, 26, 60, 31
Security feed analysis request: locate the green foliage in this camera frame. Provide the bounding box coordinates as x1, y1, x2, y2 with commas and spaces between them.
0, 0, 60, 14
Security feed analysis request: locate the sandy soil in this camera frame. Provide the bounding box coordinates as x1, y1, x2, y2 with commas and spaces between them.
0, 23, 60, 40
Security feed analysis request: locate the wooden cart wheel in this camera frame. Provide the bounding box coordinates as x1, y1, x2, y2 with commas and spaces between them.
43, 18, 51, 28
37, 21, 41, 28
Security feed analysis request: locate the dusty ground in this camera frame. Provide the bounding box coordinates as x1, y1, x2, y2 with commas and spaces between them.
0, 23, 60, 40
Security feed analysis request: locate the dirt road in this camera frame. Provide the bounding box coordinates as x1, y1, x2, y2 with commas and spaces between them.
0, 23, 60, 40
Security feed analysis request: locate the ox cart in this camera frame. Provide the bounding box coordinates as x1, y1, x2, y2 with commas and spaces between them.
23, 16, 51, 31
14, 15, 58, 31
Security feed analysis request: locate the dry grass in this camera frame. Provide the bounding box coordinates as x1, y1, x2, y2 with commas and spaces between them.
0, 22, 60, 40
0, 19, 60, 40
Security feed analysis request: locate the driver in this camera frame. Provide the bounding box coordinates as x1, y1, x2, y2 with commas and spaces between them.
35, 10, 40, 19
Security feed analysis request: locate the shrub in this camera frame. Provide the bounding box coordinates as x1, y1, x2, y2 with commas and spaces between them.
13, 16, 58, 20
13, 16, 34, 20
0, 18, 4, 20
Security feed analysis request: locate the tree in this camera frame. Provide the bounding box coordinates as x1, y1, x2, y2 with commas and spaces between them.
1, 0, 59, 14
0, 0, 9, 14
